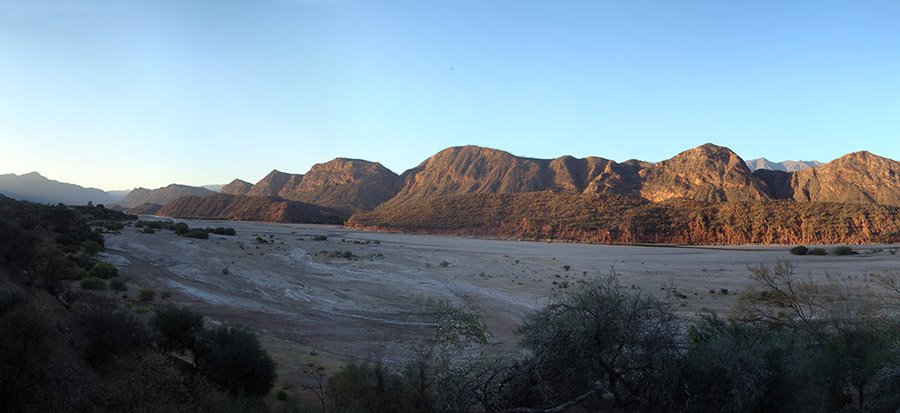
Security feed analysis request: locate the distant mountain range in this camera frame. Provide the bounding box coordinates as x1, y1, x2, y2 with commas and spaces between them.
3, 144, 899, 244
746, 158, 823, 172
0, 172, 117, 205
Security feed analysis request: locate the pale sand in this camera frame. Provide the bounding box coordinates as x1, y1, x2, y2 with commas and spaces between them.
103, 219, 899, 386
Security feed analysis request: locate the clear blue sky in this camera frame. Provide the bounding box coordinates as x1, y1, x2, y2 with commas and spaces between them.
1, 0, 898, 190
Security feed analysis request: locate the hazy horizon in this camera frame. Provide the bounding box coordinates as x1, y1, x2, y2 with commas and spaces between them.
2, 0, 898, 191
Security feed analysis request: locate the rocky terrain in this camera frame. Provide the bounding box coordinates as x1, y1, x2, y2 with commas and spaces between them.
277, 158, 402, 212
219, 179, 254, 196
790, 151, 900, 205
12, 143, 895, 246
349, 192, 900, 245
637, 144, 768, 202
245, 170, 300, 198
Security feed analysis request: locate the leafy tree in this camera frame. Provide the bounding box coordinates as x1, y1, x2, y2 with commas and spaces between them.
89, 261, 118, 279
515, 272, 681, 410
151, 305, 205, 361
196, 324, 277, 397
80, 308, 150, 368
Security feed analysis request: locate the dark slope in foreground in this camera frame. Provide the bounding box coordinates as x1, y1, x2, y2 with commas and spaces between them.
156, 193, 346, 224
348, 192, 900, 245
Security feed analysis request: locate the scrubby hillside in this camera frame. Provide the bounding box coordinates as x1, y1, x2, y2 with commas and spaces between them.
118, 184, 215, 208
349, 192, 900, 245
156, 193, 346, 224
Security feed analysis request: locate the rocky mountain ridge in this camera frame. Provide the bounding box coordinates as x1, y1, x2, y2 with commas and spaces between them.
118, 184, 216, 209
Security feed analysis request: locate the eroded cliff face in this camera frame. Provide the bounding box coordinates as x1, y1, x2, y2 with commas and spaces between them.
637, 143, 768, 203
791, 151, 900, 206
148, 143, 900, 245
278, 158, 402, 212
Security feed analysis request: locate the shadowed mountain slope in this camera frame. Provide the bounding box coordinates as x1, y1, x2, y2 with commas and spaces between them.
156, 193, 346, 224
220, 179, 254, 196
246, 170, 301, 197
118, 184, 215, 209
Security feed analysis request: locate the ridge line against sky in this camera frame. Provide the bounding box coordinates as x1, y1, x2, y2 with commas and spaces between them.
1, 0, 898, 190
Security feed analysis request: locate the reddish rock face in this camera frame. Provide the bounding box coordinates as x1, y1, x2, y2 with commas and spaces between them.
791, 151, 900, 206
118, 184, 216, 209
637, 143, 769, 203
219, 179, 253, 196
278, 158, 402, 213
385, 143, 772, 205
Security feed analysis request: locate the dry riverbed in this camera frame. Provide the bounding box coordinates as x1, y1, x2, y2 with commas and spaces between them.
102, 219, 900, 387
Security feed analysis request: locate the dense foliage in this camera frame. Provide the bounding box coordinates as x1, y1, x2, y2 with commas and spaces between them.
0, 196, 276, 412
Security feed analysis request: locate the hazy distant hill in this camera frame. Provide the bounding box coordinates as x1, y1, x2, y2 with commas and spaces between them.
118, 184, 216, 208
105, 190, 131, 202
202, 184, 224, 192
157, 193, 346, 224
746, 158, 822, 172
0, 172, 115, 205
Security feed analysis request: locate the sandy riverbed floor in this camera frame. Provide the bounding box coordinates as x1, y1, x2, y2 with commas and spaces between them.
103, 219, 900, 387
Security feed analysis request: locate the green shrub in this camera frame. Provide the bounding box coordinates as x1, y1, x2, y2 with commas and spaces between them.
80, 277, 107, 290
196, 324, 277, 397
833, 246, 854, 256
150, 305, 204, 356
141, 227, 156, 234
80, 308, 150, 367
789, 246, 808, 256
312, 235, 327, 241
84, 240, 102, 256
208, 227, 236, 236
254, 236, 268, 244
182, 229, 209, 239
108, 278, 127, 292
172, 222, 189, 235
139, 288, 156, 302
90, 262, 119, 279
808, 248, 828, 256
275, 389, 287, 401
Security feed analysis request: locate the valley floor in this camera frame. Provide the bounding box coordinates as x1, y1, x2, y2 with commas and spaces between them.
103, 219, 899, 387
